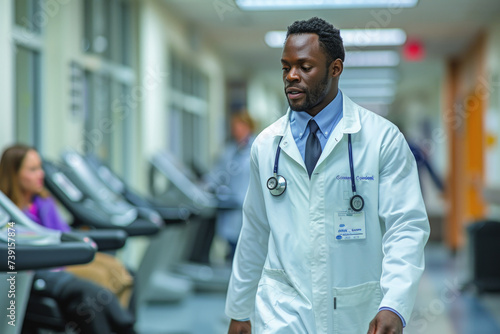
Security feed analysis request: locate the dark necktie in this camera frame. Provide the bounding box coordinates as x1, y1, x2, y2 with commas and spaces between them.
305, 119, 322, 178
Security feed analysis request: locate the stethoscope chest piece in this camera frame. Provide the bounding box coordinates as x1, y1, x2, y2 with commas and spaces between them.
267, 174, 287, 196
350, 194, 364, 212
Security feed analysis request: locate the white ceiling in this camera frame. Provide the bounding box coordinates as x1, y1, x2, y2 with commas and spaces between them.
159, 0, 500, 108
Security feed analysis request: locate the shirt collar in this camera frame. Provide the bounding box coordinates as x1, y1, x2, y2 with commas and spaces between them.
290, 90, 343, 139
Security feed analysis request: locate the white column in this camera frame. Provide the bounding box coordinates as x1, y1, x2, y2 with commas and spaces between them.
0, 0, 15, 151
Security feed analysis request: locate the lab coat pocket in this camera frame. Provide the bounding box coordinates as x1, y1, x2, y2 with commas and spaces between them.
332, 281, 381, 334
255, 268, 299, 329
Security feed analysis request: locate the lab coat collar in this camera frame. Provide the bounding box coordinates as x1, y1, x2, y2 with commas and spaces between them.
278, 120, 306, 169
271, 92, 362, 170
341, 94, 362, 134
273, 92, 362, 138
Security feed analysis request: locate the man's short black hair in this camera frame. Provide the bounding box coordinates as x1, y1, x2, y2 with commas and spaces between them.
286, 17, 345, 64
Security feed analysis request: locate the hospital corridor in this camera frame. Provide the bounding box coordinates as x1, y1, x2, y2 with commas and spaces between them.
1, 0, 500, 333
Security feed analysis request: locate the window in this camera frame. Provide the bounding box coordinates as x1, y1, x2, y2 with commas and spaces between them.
169, 53, 209, 170
83, 0, 132, 66
15, 47, 41, 148
15, 0, 42, 33
82, 0, 135, 177
13, 0, 43, 148
83, 72, 112, 159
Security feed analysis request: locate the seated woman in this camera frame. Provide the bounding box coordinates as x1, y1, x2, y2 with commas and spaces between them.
0, 144, 136, 334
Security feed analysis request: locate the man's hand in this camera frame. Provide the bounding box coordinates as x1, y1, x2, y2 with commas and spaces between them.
367, 310, 403, 334
228, 319, 251, 334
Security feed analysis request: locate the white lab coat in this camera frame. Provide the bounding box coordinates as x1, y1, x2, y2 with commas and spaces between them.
225, 94, 430, 333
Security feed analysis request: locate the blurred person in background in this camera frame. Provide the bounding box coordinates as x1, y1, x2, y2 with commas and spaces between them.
0, 144, 136, 334
408, 140, 444, 193
396, 121, 445, 194
204, 110, 256, 262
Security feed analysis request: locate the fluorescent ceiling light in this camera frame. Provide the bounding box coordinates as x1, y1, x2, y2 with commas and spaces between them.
341, 86, 395, 98
344, 50, 400, 67
342, 68, 399, 80
265, 31, 287, 48
342, 29, 406, 47
340, 78, 396, 86
265, 29, 406, 48
237, 0, 418, 10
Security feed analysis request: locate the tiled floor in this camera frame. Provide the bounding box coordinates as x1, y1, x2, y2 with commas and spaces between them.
136, 242, 500, 334
136, 291, 230, 334
406, 243, 500, 334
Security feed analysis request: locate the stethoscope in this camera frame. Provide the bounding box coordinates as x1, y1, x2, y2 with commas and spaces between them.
266, 134, 365, 212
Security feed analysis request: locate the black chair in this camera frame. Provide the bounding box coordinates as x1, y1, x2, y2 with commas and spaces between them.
22, 230, 128, 333
85, 152, 191, 224
0, 191, 97, 334
42, 159, 161, 236
466, 220, 500, 292
147, 151, 232, 292
42, 154, 194, 304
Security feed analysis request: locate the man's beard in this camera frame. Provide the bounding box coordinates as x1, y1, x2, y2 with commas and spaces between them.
287, 71, 329, 112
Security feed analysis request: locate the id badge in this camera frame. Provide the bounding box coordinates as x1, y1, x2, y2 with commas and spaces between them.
334, 210, 366, 240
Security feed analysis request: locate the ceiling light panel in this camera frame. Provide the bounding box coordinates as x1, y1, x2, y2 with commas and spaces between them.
342, 29, 406, 47
237, 0, 418, 10
341, 86, 395, 98
340, 78, 396, 86
344, 50, 400, 67
342, 68, 399, 80
265, 31, 287, 48
265, 29, 406, 48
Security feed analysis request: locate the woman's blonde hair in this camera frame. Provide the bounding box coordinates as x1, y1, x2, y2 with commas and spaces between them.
0, 144, 48, 208
231, 110, 257, 133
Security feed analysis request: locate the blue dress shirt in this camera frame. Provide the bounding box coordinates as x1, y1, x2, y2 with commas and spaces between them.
290, 90, 343, 162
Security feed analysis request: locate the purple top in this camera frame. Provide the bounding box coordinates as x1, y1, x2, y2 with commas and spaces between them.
23, 196, 71, 232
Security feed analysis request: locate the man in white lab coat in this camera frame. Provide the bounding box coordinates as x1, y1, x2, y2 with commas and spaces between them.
226, 17, 430, 334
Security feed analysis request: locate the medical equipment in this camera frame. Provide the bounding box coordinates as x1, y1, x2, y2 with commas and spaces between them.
347, 134, 364, 211
266, 137, 287, 196
267, 134, 364, 212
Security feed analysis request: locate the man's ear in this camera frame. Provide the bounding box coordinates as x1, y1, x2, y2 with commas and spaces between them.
331, 58, 343, 78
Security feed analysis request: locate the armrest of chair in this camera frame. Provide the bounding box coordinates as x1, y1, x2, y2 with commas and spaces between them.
72, 229, 127, 251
